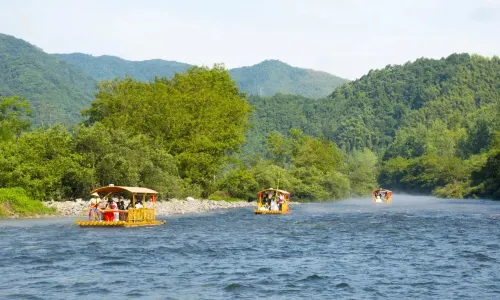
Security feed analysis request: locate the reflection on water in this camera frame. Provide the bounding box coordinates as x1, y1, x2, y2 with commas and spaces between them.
1, 195, 500, 299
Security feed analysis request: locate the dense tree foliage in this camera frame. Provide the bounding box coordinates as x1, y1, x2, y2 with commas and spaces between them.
84, 65, 252, 194
0, 34, 96, 126
0, 65, 370, 205
0, 123, 185, 201
0, 95, 31, 141
218, 130, 356, 201
377, 55, 500, 199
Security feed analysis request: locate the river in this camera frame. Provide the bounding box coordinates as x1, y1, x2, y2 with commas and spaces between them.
1, 195, 499, 299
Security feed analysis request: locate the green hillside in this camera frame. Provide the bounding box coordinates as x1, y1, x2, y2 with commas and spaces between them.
56, 54, 347, 99
244, 54, 500, 199
54, 53, 192, 82
2, 34, 347, 127
0, 34, 96, 125
316, 53, 500, 153
247, 54, 500, 151
229, 60, 348, 98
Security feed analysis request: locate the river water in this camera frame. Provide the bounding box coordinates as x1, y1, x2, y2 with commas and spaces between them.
1, 195, 500, 299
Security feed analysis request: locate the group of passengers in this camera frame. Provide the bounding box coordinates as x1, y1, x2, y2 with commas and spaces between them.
259, 191, 286, 211
375, 191, 388, 203
88, 193, 147, 221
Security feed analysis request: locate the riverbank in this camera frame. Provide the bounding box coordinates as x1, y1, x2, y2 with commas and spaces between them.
43, 198, 257, 217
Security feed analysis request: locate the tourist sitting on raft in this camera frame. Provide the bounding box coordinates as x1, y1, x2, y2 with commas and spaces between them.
126, 201, 134, 210
259, 192, 286, 211
265, 192, 272, 209
117, 200, 126, 221
103, 198, 118, 221
135, 200, 144, 208
259, 192, 272, 210
88, 194, 128, 222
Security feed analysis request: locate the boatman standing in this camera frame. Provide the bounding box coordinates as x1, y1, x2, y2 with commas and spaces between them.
88, 192, 102, 220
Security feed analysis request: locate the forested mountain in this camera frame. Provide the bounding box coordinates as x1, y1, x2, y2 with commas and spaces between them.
244, 54, 500, 199
56, 53, 347, 98
54, 53, 192, 82
317, 54, 500, 152
0, 34, 96, 125
229, 60, 347, 98
247, 54, 500, 151
0, 33, 346, 126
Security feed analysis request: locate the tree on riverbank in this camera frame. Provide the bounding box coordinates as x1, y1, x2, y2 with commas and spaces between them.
0, 95, 31, 141
0, 66, 253, 201
84, 65, 252, 195
216, 130, 374, 201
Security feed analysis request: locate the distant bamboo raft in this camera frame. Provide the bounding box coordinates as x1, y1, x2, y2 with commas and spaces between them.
254, 209, 290, 215
254, 188, 291, 215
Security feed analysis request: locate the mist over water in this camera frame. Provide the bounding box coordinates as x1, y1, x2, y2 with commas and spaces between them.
1, 196, 500, 299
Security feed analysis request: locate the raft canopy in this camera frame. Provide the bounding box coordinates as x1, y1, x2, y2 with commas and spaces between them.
258, 188, 290, 195
91, 186, 158, 195
373, 189, 392, 196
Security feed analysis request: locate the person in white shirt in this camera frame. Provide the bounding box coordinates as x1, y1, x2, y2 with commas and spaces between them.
111, 199, 119, 221
270, 196, 278, 211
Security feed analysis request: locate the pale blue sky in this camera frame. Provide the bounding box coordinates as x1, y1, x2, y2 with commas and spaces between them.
1, 0, 499, 79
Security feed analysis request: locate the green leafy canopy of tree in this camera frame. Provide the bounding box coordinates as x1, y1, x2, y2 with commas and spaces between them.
84, 65, 252, 194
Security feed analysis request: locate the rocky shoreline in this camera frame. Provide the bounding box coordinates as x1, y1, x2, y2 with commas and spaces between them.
43, 198, 257, 217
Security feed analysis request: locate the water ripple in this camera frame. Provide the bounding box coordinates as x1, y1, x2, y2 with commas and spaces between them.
1, 196, 500, 299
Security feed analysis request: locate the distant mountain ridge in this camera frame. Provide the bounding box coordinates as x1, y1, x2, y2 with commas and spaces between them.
229, 59, 347, 98
54, 53, 192, 82
55, 53, 348, 99
0, 34, 96, 125
0, 32, 347, 126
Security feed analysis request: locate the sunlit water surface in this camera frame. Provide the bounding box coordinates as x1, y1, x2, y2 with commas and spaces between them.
1, 195, 500, 299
